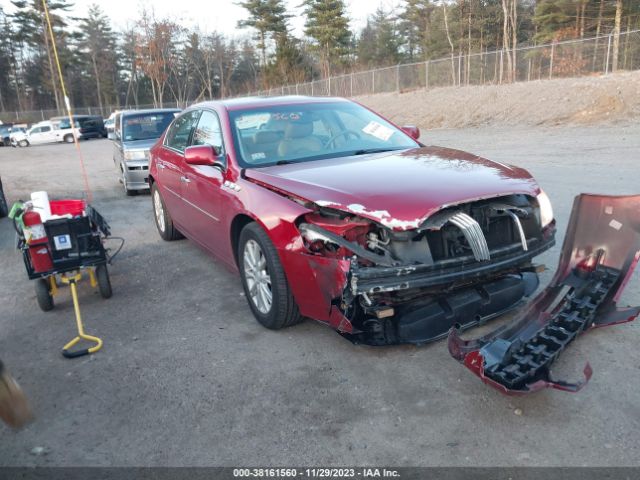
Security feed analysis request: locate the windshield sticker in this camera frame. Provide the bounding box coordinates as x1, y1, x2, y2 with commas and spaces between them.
362, 121, 394, 141
251, 152, 266, 161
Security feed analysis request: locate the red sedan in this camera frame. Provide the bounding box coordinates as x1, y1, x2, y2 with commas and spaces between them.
149, 96, 555, 345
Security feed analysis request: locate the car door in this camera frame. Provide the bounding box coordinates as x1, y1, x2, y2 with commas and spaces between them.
29, 127, 46, 144
156, 110, 202, 232
40, 125, 57, 143
180, 109, 227, 253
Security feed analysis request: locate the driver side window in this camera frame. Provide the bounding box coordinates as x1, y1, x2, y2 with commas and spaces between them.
165, 110, 201, 153
191, 110, 224, 154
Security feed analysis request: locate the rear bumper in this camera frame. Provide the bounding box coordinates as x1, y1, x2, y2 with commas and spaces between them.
350, 236, 555, 295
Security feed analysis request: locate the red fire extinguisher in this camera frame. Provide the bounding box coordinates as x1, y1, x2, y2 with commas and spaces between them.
23, 209, 53, 273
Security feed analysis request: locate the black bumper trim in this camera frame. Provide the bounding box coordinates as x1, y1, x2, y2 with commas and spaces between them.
350, 237, 555, 294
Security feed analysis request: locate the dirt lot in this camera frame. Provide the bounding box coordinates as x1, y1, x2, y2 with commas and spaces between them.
359, 70, 640, 129
0, 124, 639, 466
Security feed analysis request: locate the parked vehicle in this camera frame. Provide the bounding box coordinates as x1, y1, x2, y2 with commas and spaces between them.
111, 109, 180, 195
0, 124, 14, 146
50, 115, 105, 140
0, 176, 8, 218
10, 121, 60, 146
148, 96, 557, 345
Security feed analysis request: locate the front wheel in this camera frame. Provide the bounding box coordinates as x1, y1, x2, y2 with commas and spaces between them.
18, 140, 29, 147
63, 134, 74, 143
238, 223, 302, 330
151, 183, 182, 241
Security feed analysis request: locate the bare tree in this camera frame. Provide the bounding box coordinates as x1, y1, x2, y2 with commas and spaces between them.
612, 0, 623, 71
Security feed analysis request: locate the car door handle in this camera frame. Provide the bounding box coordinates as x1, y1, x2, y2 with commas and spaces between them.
180, 176, 191, 184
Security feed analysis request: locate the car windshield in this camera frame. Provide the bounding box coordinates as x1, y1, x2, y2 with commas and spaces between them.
123, 112, 177, 141
229, 102, 420, 168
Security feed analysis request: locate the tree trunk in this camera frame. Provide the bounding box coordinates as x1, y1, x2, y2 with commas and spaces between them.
442, 2, 456, 85
41, 17, 61, 112
612, 0, 623, 72
501, 0, 513, 83
592, 0, 605, 69
91, 55, 104, 112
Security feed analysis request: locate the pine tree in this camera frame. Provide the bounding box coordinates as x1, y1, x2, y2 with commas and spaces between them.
77, 4, 119, 112
237, 0, 290, 66
10, 0, 74, 111
302, 0, 352, 78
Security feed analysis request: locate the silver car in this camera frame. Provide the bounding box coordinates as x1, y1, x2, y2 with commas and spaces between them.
111, 109, 180, 195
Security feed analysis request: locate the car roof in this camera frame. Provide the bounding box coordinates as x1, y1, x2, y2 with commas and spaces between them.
119, 108, 181, 116
190, 95, 351, 112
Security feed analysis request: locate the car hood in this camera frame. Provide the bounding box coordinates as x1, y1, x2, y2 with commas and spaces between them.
122, 138, 158, 150
244, 146, 541, 231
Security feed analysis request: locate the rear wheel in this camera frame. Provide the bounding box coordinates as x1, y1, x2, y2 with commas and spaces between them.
238, 223, 302, 330
35, 279, 54, 312
151, 183, 182, 241
95, 265, 113, 299
63, 134, 74, 143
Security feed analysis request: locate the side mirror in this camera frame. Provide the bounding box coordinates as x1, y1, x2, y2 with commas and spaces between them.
184, 145, 225, 169
401, 125, 420, 141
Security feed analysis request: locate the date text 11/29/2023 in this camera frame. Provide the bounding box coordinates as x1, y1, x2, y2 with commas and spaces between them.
233, 468, 401, 478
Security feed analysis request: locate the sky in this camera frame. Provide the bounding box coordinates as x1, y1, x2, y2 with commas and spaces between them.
68, 0, 402, 38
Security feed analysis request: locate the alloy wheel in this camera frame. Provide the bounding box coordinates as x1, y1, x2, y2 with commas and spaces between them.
153, 189, 165, 233
243, 239, 272, 314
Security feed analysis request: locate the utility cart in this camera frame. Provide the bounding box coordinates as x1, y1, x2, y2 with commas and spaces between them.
15, 199, 113, 311
12, 198, 121, 358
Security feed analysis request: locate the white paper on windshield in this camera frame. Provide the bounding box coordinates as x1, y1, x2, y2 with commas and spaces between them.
362, 121, 395, 141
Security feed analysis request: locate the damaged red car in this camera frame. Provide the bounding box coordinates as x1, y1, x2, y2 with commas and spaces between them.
149, 96, 557, 346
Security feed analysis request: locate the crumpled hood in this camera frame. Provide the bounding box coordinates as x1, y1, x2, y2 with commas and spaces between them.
245, 146, 541, 230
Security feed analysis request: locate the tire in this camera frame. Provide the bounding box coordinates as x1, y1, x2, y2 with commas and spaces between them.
151, 183, 183, 241
95, 264, 112, 299
63, 134, 74, 143
238, 223, 302, 330
0, 179, 8, 218
18, 140, 29, 148
35, 278, 54, 312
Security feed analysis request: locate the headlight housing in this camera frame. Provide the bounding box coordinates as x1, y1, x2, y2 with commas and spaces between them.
537, 190, 554, 228
124, 150, 147, 161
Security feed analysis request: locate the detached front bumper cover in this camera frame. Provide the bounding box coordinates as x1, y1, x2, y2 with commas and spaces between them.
448, 194, 640, 395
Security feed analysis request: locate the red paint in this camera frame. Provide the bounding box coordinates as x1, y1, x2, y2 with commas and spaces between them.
244, 146, 539, 231
149, 97, 546, 331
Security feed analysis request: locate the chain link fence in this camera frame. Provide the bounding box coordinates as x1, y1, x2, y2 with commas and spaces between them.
2, 30, 639, 124
253, 29, 640, 97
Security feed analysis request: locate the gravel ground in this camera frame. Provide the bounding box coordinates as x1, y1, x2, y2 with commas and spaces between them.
359, 70, 640, 129
0, 124, 638, 467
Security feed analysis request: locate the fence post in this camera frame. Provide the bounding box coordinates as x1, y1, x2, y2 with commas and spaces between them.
350, 73, 354, 97
425, 61, 429, 90
41, 110, 45, 121
396, 64, 400, 93
549, 42, 555, 79
372, 70, 375, 94
296, 83, 299, 95
605, 33, 613, 74
328, 76, 331, 96
499, 49, 504, 84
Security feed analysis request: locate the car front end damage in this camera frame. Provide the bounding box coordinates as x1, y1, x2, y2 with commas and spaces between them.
448, 194, 640, 395
292, 192, 556, 346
